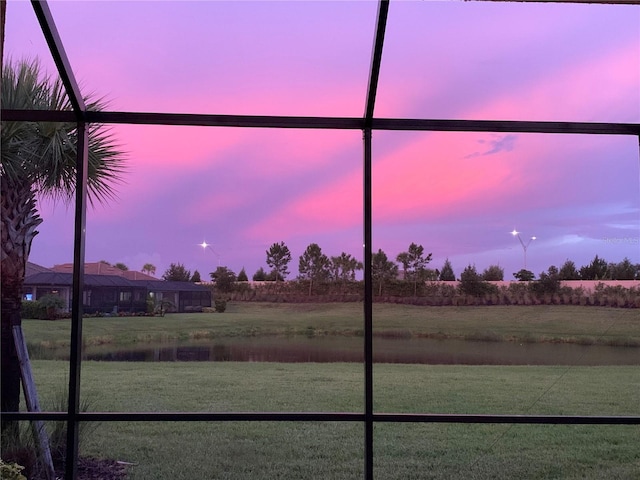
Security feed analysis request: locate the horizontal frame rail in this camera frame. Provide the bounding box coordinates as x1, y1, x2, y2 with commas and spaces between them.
3, 411, 639, 425
3, 109, 639, 136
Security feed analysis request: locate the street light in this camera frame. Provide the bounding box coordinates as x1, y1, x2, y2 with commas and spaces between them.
199, 240, 221, 266
511, 229, 536, 270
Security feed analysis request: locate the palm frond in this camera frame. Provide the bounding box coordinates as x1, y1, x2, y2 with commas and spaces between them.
1, 58, 127, 206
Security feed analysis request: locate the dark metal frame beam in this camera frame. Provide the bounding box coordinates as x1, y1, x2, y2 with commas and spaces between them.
63, 122, 88, 480
364, 0, 389, 125
28, 3, 89, 478
5, 411, 638, 425
3, 109, 639, 136
363, 2, 390, 477
31, 0, 86, 118
362, 129, 374, 480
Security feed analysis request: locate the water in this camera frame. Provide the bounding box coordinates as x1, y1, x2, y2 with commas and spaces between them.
76, 337, 640, 365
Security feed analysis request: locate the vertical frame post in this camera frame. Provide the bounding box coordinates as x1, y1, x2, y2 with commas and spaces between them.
65, 122, 88, 480
363, 3, 388, 477
363, 128, 374, 480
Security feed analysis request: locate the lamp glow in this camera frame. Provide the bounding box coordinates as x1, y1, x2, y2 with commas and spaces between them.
511, 229, 536, 270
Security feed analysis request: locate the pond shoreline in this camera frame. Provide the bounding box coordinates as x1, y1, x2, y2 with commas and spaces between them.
30, 334, 640, 365
23, 304, 640, 360
30, 328, 640, 352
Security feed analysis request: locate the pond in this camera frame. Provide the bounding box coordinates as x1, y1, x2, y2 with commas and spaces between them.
73, 337, 640, 365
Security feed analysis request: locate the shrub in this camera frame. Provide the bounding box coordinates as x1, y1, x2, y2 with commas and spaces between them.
513, 269, 535, 281
0, 459, 27, 480
146, 295, 155, 314
39, 294, 66, 320
530, 266, 561, 297
214, 298, 227, 313
21, 300, 44, 319
459, 265, 497, 297
482, 264, 504, 281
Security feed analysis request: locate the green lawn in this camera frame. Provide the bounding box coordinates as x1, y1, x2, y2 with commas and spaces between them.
18, 304, 640, 477
28, 360, 640, 480
22, 303, 640, 349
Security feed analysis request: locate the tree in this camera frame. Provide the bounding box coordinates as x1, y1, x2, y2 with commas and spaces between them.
396, 243, 432, 296
1, 59, 126, 425
459, 265, 496, 296
329, 253, 363, 283
114, 262, 128, 271
252, 267, 267, 281
162, 263, 191, 282
298, 243, 330, 295
513, 269, 535, 281
237, 267, 248, 282
190, 270, 202, 282
439, 259, 456, 281
558, 260, 580, 280
607, 258, 636, 280
482, 264, 504, 281
265, 241, 291, 282
141, 263, 156, 276
266, 270, 285, 282
579, 255, 608, 280
371, 249, 398, 296
209, 266, 236, 293
531, 265, 561, 296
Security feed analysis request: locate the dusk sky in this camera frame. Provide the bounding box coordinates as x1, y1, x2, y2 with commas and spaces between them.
6, 1, 640, 281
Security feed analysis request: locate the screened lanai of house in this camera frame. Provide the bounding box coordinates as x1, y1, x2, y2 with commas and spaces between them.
2, 1, 639, 479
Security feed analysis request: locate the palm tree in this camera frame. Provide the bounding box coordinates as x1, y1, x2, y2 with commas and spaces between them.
1, 59, 125, 423
141, 263, 157, 276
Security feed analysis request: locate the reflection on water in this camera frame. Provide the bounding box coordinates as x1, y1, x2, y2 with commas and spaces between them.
79, 337, 640, 365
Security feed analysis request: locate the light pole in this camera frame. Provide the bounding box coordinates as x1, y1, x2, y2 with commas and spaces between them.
511, 229, 536, 270
199, 241, 221, 267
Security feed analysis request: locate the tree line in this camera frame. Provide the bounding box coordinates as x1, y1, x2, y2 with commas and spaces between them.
97, 250, 640, 289
160, 241, 639, 294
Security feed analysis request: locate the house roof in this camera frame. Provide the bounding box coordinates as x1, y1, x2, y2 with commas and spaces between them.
26, 262, 53, 276
132, 280, 211, 292
51, 262, 157, 281
25, 272, 140, 288
24, 272, 210, 291
122, 270, 158, 281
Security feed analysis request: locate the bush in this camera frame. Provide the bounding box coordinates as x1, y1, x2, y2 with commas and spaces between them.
459, 265, 497, 297
39, 294, 66, 319
21, 300, 44, 319
21, 295, 65, 320
146, 296, 155, 314
214, 298, 227, 313
530, 266, 561, 297
0, 459, 27, 480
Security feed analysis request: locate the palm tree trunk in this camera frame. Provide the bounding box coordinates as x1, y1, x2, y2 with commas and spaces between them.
1, 176, 42, 430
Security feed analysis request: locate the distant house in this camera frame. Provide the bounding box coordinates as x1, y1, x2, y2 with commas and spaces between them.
23, 262, 212, 314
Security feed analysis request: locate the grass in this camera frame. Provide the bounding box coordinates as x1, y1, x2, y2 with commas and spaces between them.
26, 360, 640, 479
21, 303, 640, 350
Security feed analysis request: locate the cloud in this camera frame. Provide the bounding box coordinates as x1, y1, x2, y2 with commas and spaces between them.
465, 134, 517, 159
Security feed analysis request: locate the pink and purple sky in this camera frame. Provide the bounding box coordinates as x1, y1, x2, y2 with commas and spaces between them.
6, 1, 640, 280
